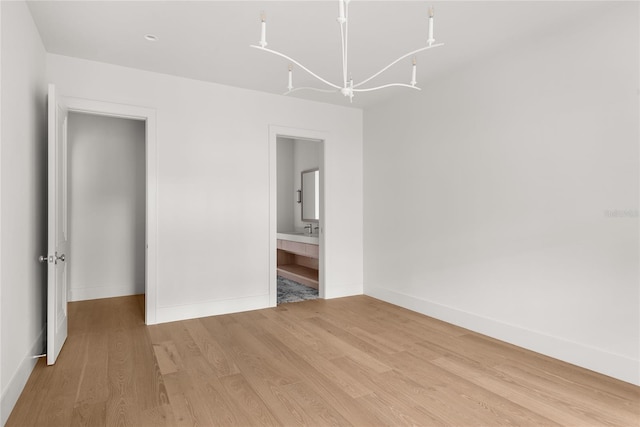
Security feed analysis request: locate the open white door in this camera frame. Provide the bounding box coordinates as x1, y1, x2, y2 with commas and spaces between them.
45, 84, 69, 365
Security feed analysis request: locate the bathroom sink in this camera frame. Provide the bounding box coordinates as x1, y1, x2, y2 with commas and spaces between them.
279, 231, 318, 236
277, 231, 320, 244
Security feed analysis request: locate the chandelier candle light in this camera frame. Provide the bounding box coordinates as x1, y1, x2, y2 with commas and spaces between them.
250, 0, 444, 102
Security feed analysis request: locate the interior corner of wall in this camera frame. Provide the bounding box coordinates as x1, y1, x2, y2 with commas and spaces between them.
0, 326, 44, 426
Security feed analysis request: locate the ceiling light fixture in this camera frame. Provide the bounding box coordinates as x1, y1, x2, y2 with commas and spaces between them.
250, 0, 444, 102
144, 34, 159, 42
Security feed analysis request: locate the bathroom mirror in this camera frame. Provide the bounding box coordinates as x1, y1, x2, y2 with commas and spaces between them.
301, 168, 320, 222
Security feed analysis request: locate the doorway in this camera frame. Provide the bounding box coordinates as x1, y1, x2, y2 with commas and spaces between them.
67, 112, 145, 302
276, 137, 322, 304
61, 96, 158, 324
269, 125, 326, 307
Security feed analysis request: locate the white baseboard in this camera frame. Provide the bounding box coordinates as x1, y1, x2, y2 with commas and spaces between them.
154, 282, 365, 325
366, 286, 640, 386
323, 280, 364, 299
155, 294, 271, 324
1, 328, 44, 426
69, 284, 144, 302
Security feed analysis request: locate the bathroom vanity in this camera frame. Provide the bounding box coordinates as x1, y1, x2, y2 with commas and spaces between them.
277, 232, 319, 289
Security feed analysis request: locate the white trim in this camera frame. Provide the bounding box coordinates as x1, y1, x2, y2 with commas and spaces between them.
0, 2, 3, 422
366, 286, 640, 386
324, 281, 363, 300
155, 294, 270, 324
269, 126, 327, 306
61, 96, 158, 325
68, 285, 145, 302
637, 1, 640, 392
0, 328, 44, 426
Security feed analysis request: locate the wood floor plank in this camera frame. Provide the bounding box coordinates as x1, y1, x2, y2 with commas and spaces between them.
344, 295, 469, 338
493, 361, 640, 425
195, 376, 261, 426
463, 332, 640, 403
70, 401, 106, 427
277, 381, 351, 426
32, 330, 89, 426
381, 367, 561, 426
138, 403, 177, 427
413, 336, 511, 371
219, 321, 302, 387
233, 310, 388, 425
431, 356, 609, 426
6, 294, 639, 427
130, 324, 170, 411
153, 341, 183, 375
335, 354, 479, 426
162, 370, 244, 427
356, 390, 447, 426
502, 357, 640, 415
240, 310, 373, 399
105, 326, 142, 427
162, 372, 211, 427
218, 374, 281, 426
259, 306, 352, 360
73, 332, 109, 406
183, 318, 240, 377
302, 316, 393, 373
231, 311, 386, 425
197, 315, 309, 426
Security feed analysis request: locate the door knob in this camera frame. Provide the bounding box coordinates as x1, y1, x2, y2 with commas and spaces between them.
39, 253, 65, 263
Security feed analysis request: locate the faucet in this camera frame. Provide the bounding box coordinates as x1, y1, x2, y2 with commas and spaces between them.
304, 224, 313, 234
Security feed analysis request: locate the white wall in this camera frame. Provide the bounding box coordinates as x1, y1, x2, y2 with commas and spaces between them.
293, 139, 321, 231
276, 137, 295, 232
68, 113, 145, 301
48, 54, 364, 321
364, 3, 639, 385
0, 1, 47, 423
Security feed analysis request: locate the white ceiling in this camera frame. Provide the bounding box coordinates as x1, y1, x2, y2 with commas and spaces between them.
27, 0, 609, 109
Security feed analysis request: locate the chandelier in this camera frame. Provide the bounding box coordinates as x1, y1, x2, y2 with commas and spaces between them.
250, 0, 444, 102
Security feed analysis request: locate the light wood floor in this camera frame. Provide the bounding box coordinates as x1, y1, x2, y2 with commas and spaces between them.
7, 295, 639, 426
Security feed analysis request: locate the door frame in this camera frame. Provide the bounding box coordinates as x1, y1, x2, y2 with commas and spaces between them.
63, 96, 158, 324
269, 125, 326, 306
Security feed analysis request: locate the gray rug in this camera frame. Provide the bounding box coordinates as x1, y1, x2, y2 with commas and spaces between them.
277, 276, 319, 304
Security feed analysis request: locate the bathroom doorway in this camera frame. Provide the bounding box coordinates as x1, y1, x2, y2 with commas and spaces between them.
269, 126, 326, 307
276, 137, 322, 304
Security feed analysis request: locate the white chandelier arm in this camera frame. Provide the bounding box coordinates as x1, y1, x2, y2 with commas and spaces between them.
284, 87, 340, 95
250, 45, 342, 90
344, 1, 349, 88
353, 83, 422, 93
340, 22, 347, 87
353, 42, 444, 89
